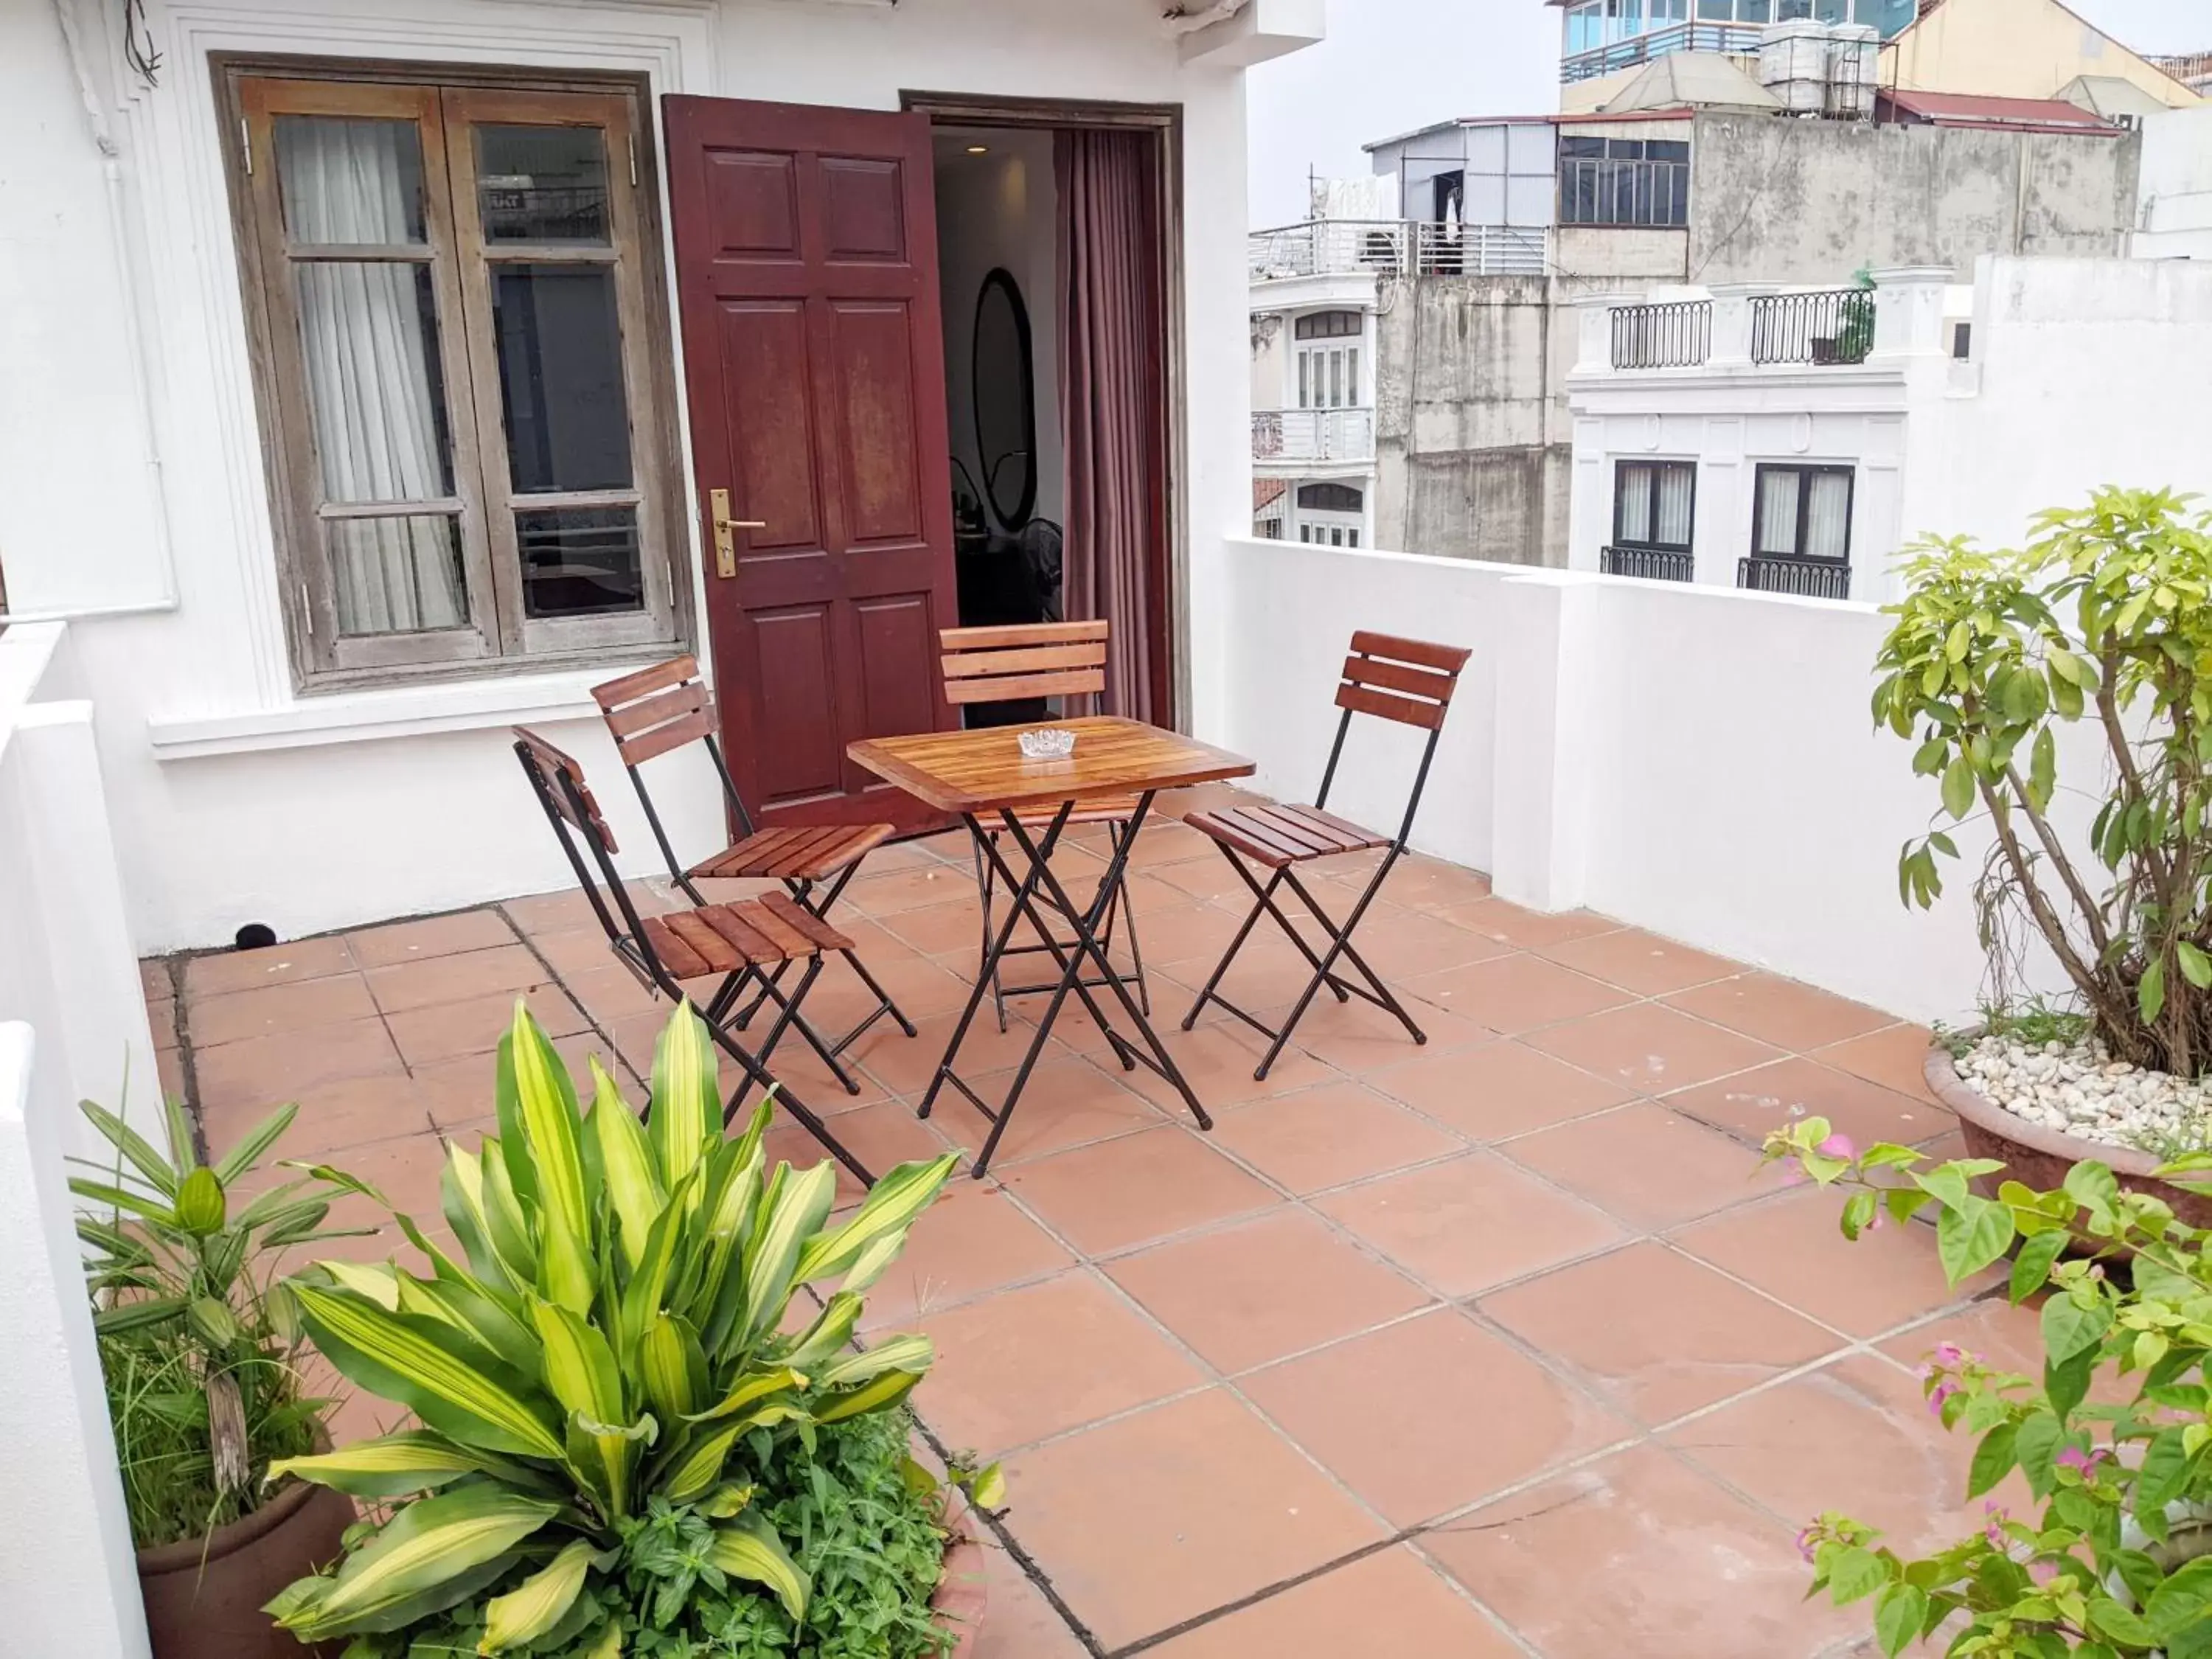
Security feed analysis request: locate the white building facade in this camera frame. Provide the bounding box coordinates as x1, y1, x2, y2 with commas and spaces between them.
0, 0, 1324, 953
1565, 256, 2212, 607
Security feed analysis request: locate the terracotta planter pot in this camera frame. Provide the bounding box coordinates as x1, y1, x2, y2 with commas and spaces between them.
931, 1492, 990, 1658
1923, 1043, 2212, 1228
135, 1472, 355, 1659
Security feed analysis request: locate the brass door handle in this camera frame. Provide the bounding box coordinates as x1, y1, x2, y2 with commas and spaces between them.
709, 488, 765, 578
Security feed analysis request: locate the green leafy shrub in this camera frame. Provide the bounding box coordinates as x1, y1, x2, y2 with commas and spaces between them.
1767, 1115, 2212, 1656
1876, 487, 2212, 1077
74, 1092, 355, 1548
265, 1003, 974, 1657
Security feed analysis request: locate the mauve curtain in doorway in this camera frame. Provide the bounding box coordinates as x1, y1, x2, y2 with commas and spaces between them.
1057, 128, 1166, 723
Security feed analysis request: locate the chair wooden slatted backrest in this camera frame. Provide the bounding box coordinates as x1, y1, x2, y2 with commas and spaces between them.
513, 727, 619, 856
939, 620, 1109, 710
1334, 631, 1473, 731
592, 655, 717, 768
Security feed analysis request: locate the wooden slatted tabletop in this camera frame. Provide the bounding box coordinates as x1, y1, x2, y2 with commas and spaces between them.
848, 717, 1253, 814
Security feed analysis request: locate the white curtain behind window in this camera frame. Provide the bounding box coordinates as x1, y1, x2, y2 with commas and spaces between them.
1617, 464, 1652, 543
1655, 465, 1693, 546
279, 116, 465, 635
1804, 471, 1851, 561
1756, 469, 1800, 555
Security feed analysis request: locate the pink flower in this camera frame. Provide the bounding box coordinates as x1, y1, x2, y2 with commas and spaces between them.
1815, 1133, 1857, 1160
2056, 1445, 2112, 1476
1983, 1501, 2010, 1548
1928, 1378, 1959, 1416
1795, 1526, 1818, 1564
1933, 1341, 1966, 1367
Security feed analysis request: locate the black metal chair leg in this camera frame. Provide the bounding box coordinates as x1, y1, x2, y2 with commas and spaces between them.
1180, 857, 1285, 1030
700, 1008, 872, 1187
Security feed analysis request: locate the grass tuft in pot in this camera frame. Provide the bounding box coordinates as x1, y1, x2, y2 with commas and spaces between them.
264, 1001, 988, 1658
74, 1088, 361, 1550
1877, 486, 2212, 1079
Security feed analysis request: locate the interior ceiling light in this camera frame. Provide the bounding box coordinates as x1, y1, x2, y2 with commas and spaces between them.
967, 144, 989, 154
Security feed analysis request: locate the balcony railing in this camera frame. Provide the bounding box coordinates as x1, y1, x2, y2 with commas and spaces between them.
1610, 300, 1711, 369
1253, 408, 1377, 466
1601, 544, 1694, 582
1250, 220, 1551, 282
1750, 289, 1875, 366
1561, 19, 1764, 83
1739, 554, 1852, 599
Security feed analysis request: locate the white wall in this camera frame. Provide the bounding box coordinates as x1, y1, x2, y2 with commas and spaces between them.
1910, 257, 2212, 551
1223, 536, 2015, 1027
0, 1026, 152, 1659
2134, 106, 2212, 258
0, 0, 1270, 950
935, 127, 1062, 533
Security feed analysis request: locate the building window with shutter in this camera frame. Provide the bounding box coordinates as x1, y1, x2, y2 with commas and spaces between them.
1752, 464, 1854, 562
222, 63, 686, 688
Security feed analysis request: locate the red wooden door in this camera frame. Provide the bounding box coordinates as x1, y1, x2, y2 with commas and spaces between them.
663, 97, 959, 832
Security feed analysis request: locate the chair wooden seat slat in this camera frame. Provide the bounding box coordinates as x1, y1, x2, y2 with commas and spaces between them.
512, 727, 873, 1183
1179, 630, 1475, 1081
590, 656, 917, 1079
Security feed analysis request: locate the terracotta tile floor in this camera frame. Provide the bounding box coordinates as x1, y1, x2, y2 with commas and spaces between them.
145, 809, 2007, 1658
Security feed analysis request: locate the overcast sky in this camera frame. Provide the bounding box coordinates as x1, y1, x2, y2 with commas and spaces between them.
1246, 0, 2211, 226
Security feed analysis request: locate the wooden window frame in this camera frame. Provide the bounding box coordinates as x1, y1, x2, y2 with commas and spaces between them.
1612, 457, 1697, 553
1750, 462, 1855, 563
218, 56, 692, 692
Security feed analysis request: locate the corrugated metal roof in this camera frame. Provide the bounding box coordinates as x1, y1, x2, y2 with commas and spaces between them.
1879, 88, 2120, 133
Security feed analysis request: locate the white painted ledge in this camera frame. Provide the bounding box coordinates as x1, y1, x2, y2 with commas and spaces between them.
145, 667, 622, 759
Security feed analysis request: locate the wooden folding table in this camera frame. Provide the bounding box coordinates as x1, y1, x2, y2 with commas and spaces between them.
848, 716, 1256, 1176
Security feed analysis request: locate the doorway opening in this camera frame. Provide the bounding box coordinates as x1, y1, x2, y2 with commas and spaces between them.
921, 106, 1177, 732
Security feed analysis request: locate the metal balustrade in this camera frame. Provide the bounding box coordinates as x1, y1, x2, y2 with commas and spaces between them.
1609, 300, 1711, 369
1739, 554, 1852, 599
1561, 20, 1765, 83
1248, 220, 1551, 282
1750, 289, 1875, 366
1252, 408, 1377, 465
1601, 545, 1694, 582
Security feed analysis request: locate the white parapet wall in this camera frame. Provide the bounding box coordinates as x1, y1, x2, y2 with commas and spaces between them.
0, 1023, 152, 1659
1218, 535, 2031, 1026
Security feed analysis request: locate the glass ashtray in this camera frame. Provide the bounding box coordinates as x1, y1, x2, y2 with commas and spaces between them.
1018, 728, 1077, 760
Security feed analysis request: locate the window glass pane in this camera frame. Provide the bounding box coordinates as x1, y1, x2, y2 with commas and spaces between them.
275, 116, 426, 246
517, 506, 643, 617
1757, 470, 1802, 554
328, 515, 467, 635
294, 262, 455, 503
1776, 0, 1813, 16
491, 265, 634, 493
1347, 528, 1360, 548
1562, 136, 1608, 159
1647, 141, 1690, 164
476, 125, 611, 246
1698, 0, 1733, 18
1805, 473, 1852, 560
1348, 348, 1360, 405
1329, 351, 1343, 408
1740, 0, 1772, 18
1616, 465, 1653, 543
1655, 465, 1694, 546
1298, 353, 1310, 408
1815, 0, 1848, 19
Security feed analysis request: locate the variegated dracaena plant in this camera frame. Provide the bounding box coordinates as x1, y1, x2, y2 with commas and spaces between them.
262, 1001, 964, 1655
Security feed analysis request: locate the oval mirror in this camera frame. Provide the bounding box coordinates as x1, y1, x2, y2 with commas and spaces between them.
973, 268, 1037, 529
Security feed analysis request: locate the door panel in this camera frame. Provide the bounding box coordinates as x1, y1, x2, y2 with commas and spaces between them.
665, 97, 958, 832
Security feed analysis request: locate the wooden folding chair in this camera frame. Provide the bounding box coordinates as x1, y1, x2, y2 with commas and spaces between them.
590, 657, 917, 1096
1179, 630, 1474, 1081
511, 728, 874, 1184
939, 620, 1150, 1032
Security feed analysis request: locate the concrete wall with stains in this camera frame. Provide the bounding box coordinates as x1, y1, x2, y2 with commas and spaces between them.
1689, 111, 2140, 284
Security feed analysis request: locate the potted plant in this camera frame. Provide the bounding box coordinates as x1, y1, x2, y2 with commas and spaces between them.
74, 1094, 360, 1658
1877, 487, 2212, 1211
262, 1002, 994, 1657
1769, 1116, 2212, 1655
